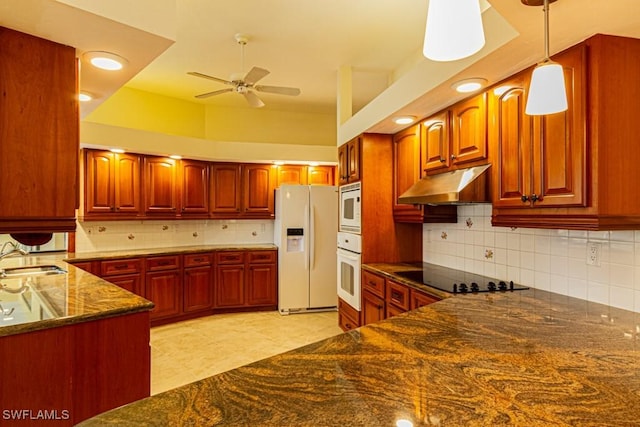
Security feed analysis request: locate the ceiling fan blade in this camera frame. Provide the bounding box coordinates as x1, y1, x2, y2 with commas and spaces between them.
254, 85, 301, 96
195, 88, 233, 99
243, 91, 265, 108
187, 71, 233, 86
244, 67, 270, 85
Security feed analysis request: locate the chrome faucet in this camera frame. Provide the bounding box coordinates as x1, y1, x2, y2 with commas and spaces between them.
0, 241, 29, 262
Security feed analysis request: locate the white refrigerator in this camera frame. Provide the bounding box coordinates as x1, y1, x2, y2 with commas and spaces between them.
274, 185, 338, 314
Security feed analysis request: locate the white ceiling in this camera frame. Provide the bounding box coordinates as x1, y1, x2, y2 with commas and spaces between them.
3, 0, 640, 136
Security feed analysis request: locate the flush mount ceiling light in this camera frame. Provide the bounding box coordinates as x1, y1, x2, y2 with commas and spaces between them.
523, 0, 567, 115
169, 155, 182, 160
452, 78, 487, 93
423, 0, 485, 62
110, 148, 125, 154
393, 116, 417, 125
83, 51, 128, 71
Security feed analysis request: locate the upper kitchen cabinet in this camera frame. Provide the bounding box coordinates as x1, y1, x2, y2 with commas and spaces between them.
83, 149, 141, 219
143, 156, 179, 216
421, 93, 488, 175
210, 163, 276, 219
338, 136, 361, 185
307, 166, 335, 186
178, 159, 209, 216
276, 165, 308, 186
392, 125, 457, 224
0, 27, 78, 233
492, 34, 640, 230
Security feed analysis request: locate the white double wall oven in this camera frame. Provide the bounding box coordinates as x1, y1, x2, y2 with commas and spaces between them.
337, 182, 362, 311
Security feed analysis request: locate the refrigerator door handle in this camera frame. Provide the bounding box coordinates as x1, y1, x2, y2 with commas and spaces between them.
304, 203, 309, 270
310, 204, 315, 270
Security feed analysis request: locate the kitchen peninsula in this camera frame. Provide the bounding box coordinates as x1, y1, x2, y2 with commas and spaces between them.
78, 269, 640, 426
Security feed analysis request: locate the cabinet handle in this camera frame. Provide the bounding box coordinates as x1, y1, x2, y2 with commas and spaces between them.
521, 195, 529, 203
182, 207, 185, 212
114, 264, 128, 270
193, 258, 204, 262
368, 281, 377, 286
391, 290, 402, 301
158, 261, 171, 266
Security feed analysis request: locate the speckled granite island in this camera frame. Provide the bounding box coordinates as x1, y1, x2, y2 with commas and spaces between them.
78, 263, 640, 426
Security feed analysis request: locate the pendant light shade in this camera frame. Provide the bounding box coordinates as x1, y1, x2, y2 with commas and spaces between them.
423, 0, 485, 62
524, 0, 568, 115
525, 60, 567, 115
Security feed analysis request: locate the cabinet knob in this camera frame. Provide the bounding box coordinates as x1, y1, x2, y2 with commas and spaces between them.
521, 195, 529, 203
531, 194, 540, 203
450, 154, 456, 160
439, 158, 446, 163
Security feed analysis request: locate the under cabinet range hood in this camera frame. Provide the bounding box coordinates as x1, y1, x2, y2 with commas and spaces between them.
398, 164, 491, 205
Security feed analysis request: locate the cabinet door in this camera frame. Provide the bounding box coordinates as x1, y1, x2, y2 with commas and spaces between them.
216, 264, 245, 307
0, 28, 78, 232
85, 151, 115, 214
308, 166, 335, 186
210, 163, 242, 216
276, 165, 307, 186
362, 290, 385, 326
114, 153, 141, 214
146, 270, 182, 320
179, 159, 209, 214
109, 274, 144, 297
338, 143, 348, 185
410, 289, 440, 310
451, 93, 488, 166
346, 136, 361, 182
183, 266, 213, 312
392, 125, 423, 221
242, 164, 275, 217
491, 73, 532, 208
143, 156, 178, 214
531, 45, 587, 208
422, 111, 451, 172
246, 263, 277, 306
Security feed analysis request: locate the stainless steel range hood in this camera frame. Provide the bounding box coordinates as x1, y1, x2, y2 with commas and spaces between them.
398, 164, 491, 205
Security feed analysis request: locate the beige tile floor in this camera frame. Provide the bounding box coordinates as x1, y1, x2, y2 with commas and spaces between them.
150, 310, 343, 395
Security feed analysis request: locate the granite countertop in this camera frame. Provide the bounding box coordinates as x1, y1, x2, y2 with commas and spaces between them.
0, 253, 153, 338
66, 243, 277, 262
78, 268, 640, 426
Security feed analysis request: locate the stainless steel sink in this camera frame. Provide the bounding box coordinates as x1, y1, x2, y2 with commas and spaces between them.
0, 265, 67, 278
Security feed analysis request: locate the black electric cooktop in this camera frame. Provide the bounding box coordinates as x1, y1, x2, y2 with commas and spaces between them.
395, 263, 528, 294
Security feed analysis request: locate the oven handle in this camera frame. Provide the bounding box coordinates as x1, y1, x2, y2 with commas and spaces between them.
337, 248, 360, 262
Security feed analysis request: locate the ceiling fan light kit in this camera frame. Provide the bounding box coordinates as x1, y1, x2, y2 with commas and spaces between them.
524, 0, 568, 115
188, 33, 300, 108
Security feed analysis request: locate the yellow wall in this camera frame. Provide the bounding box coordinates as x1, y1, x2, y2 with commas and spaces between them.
85, 87, 206, 138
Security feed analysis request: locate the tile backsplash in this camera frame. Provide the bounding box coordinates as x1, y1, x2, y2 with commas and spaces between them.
424, 204, 640, 313
75, 219, 274, 253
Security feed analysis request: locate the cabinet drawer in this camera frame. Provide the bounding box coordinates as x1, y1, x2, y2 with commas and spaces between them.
100, 258, 143, 276
386, 280, 410, 311
216, 251, 246, 264
411, 289, 440, 310
146, 255, 181, 271
184, 253, 212, 267
248, 250, 276, 264
361, 270, 385, 298
338, 298, 360, 328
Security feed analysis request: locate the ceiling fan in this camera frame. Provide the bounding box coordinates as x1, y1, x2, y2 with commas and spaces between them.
187, 33, 301, 108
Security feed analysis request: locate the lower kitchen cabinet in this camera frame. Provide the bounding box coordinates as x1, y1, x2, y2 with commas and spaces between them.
146, 255, 182, 321
246, 251, 277, 306
98, 258, 145, 297
338, 298, 360, 331
215, 250, 278, 309
362, 290, 385, 325
110, 274, 144, 297
183, 253, 213, 313
411, 289, 440, 309
216, 263, 245, 307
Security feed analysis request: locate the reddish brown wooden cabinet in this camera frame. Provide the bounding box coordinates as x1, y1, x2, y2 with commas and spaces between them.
276, 165, 308, 186
179, 159, 210, 216
210, 163, 243, 217
84, 150, 141, 218
392, 125, 457, 224
0, 27, 78, 233
450, 93, 488, 166
362, 290, 385, 326
411, 289, 440, 309
143, 156, 179, 215
421, 111, 451, 173
145, 255, 182, 321
183, 253, 214, 313
338, 297, 360, 332
242, 164, 276, 217
308, 166, 335, 186
99, 258, 145, 297
215, 250, 277, 309
338, 136, 361, 185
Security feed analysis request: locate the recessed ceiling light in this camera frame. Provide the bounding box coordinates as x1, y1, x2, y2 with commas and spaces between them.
452, 78, 487, 93
79, 92, 93, 102
393, 116, 417, 125
169, 155, 182, 160
273, 161, 285, 166
84, 51, 128, 71
308, 162, 319, 167
110, 148, 125, 154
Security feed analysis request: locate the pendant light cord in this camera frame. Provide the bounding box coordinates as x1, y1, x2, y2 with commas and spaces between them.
543, 0, 550, 60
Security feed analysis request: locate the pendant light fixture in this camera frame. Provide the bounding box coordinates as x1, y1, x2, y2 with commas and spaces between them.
423, 0, 485, 62
524, 0, 567, 115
